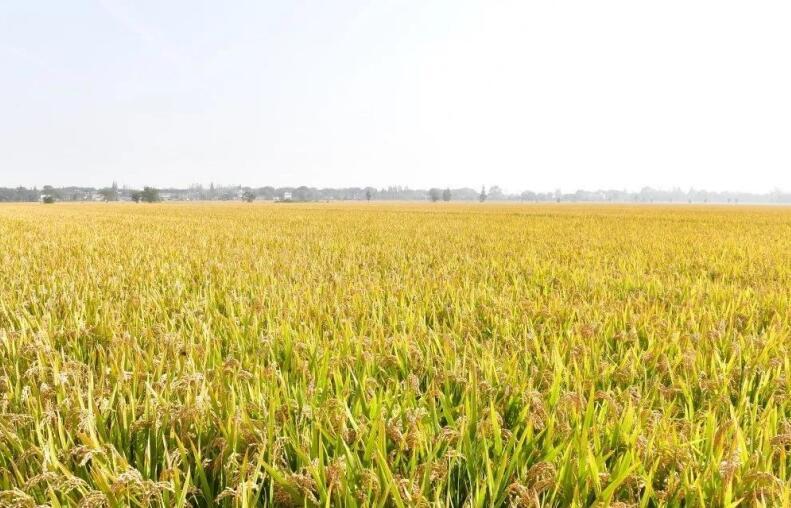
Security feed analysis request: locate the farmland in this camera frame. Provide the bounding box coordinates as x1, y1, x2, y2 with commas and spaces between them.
0, 203, 790, 507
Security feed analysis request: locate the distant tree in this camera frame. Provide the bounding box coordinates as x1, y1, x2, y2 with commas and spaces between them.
130, 191, 142, 203
242, 190, 256, 203
429, 188, 442, 202
42, 185, 60, 199
488, 186, 503, 200
42, 195, 56, 204
365, 188, 372, 201
99, 186, 119, 202
442, 188, 451, 201
258, 186, 275, 200
479, 186, 487, 203
293, 186, 315, 202
521, 191, 537, 202
141, 187, 160, 203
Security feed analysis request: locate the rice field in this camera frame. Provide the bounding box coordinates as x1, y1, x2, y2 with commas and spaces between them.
0, 202, 790, 507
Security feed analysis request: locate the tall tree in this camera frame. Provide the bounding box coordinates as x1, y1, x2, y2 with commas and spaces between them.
99, 183, 119, 202
141, 187, 160, 203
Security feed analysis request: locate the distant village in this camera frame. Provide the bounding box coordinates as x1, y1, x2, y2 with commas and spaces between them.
1, 182, 790, 204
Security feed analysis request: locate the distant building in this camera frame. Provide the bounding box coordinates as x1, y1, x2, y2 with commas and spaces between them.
283, 191, 292, 201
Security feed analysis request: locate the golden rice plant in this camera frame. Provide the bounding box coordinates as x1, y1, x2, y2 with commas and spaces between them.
0, 202, 789, 506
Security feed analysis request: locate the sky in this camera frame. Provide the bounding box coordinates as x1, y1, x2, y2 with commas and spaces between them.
1, 1, 789, 193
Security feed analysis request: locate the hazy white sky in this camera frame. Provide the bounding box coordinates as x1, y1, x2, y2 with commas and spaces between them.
1, 1, 789, 192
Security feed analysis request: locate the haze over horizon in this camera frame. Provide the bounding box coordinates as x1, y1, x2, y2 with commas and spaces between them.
2, 1, 790, 193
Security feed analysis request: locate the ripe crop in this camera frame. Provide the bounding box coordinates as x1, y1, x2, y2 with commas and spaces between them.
0, 203, 789, 506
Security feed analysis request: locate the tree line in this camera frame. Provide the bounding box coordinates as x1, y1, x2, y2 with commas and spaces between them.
1, 183, 790, 204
